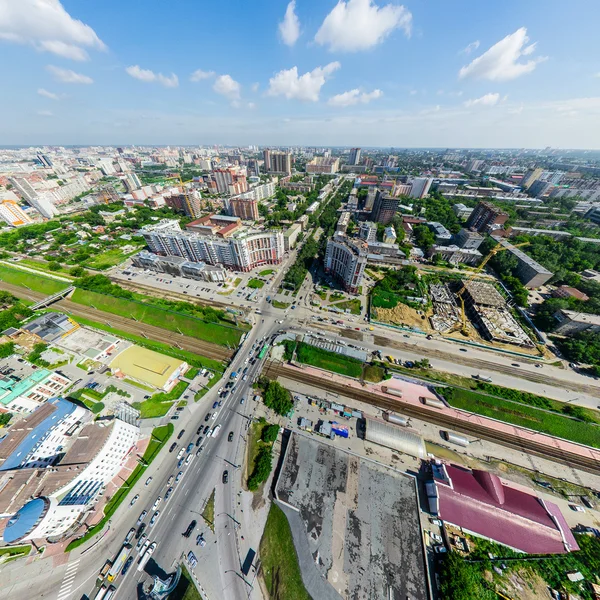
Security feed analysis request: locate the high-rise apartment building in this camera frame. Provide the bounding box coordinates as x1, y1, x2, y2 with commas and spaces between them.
324, 234, 368, 294
306, 156, 340, 174
8, 177, 38, 203
348, 148, 361, 166
228, 197, 259, 221
521, 168, 544, 190
123, 173, 142, 192
0, 200, 34, 227
140, 219, 284, 271
358, 221, 377, 242
371, 192, 399, 224
263, 149, 292, 175
164, 191, 202, 219
466, 201, 509, 232
213, 168, 234, 194
36, 154, 53, 168
409, 177, 433, 199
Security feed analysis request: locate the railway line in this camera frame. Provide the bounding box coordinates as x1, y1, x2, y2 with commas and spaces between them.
0, 281, 233, 362
264, 361, 600, 476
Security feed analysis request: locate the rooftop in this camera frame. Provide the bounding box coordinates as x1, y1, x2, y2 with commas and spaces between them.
109, 345, 185, 388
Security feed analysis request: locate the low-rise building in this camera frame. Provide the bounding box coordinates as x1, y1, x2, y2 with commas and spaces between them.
496, 239, 553, 288
131, 251, 227, 282
336, 211, 351, 233
358, 221, 377, 242
552, 286, 589, 302
452, 203, 473, 219
383, 225, 397, 244
552, 309, 600, 336
284, 223, 301, 251
428, 245, 482, 266
0, 369, 71, 414
426, 222, 453, 245
453, 228, 483, 250
306, 201, 320, 214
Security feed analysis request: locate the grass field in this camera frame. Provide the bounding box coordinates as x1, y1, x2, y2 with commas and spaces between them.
363, 364, 386, 382
170, 565, 203, 600
71, 288, 242, 348
246, 420, 268, 483
68, 314, 225, 372
295, 342, 363, 378
0, 545, 31, 562
16, 259, 75, 278
440, 387, 600, 449
83, 245, 144, 270
272, 300, 290, 309
331, 298, 362, 314
66, 424, 173, 551
248, 278, 265, 289
136, 381, 189, 419
202, 488, 215, 532
259, 503, 311, 600
259, 269, 275, 276
0, 264, 67, 295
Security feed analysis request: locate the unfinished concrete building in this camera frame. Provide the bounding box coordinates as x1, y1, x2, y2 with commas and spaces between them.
429, 283, 461, 332
461, 281, 534, 348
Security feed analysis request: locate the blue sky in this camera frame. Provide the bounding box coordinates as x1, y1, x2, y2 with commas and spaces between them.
1, 0, 599, 148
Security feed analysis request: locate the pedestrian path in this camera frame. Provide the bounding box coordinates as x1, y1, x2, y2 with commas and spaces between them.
56, 558, 80, 600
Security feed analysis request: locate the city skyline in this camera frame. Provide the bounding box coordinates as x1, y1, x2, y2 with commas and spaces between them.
1, 0, 600, 148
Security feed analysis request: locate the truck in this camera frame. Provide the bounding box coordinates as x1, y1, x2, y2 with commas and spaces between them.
107, 544, 131, 582
441, 431, 470, 447
381, 386, 403, 398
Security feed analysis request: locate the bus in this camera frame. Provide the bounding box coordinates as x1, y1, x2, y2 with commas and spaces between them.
258, 345, 268, 360
107, 545, 130, 582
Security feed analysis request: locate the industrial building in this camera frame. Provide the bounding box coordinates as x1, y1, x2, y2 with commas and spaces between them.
140, 218, 285, 272
461, 281, 534, 347
363, 418, 426, 458
427, 462, 578, 554
552, 309, 600, 336
109, 345, 188, 391
0, 399, 139, 543
324, 234, 368, 294
496, 239, 553, 288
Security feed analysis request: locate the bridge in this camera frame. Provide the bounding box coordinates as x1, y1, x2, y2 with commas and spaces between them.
30, 286, 75, 310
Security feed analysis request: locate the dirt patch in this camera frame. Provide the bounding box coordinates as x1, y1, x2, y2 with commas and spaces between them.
373, 303, 432, 330
498, 568, 550, 600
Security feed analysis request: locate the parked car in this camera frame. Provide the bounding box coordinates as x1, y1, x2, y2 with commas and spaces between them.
569, 504, 585, 512
196, 534, 206, 547
183, 520, 197, 538
130, 494, 139, 506
177, 429, 186, 440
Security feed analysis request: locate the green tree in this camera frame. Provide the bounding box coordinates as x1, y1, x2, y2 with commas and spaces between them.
437, 552, 496, 600
412, 224, 435, 251
69, 266, 86, 277
261, 424, 280, 443
263, 381, 293, 415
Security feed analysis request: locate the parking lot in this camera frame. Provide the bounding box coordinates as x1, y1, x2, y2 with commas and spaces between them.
276, 433, 428, 600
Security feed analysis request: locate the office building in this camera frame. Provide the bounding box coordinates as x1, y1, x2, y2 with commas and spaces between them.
348, 148, 361, 166
552, 310, 600, 336
228, 196, 259, 220
497, 239, 553, 288
306, 156, 340, 174
453, 228, 483, 250
132, 251, 227, 283
358, 221, 378, 242
466, 201, 509, 233
371, 193, 399, 224
409, 177, 433, 199
521, 168, 544, 190
0, 200, 34, 227
324, 234, 368, 294
263, 149, 292, 175
140, 219, 284, 272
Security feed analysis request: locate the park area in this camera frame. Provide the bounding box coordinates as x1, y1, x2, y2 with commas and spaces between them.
371, 266, 426, 310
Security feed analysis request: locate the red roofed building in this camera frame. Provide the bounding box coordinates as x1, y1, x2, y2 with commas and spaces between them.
427, 463, 579, 554
553, 285, 589, 302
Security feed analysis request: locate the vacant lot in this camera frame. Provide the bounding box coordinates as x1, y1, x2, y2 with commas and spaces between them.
259, 503, 311, 600
71, 288, 242, 347
295, 342, 363, 378
330, 299, 361, 315
83, 245, 144, 270
441, 387, 600, 449
0, 264, 67, 295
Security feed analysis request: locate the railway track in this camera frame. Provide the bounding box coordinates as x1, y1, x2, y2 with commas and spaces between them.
0, 282, 233, 362
264, 361, 600, 476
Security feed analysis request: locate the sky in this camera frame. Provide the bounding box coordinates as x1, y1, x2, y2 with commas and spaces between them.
1, 0, 600, 148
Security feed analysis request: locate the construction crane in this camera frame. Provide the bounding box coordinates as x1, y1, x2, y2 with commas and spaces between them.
450, 239, 530, 336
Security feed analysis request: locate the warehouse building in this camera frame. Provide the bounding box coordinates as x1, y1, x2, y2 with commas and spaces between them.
109, 345, 188, 391
427, 462, 578, 554
363, 418, 426, 459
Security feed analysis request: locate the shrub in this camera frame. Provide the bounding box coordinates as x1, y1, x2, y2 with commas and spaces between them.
262, 424, 279, 443
248, 446, 273, 491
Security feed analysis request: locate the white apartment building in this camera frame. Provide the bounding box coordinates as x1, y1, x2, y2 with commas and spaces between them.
0, 199, 33, 227
324, 234, 368, 294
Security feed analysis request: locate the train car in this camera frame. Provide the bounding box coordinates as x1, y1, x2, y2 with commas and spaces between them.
420, 396, 446, 409
441, 431, 470, 447
383, 412, 409, 427
381, 386, 403, 398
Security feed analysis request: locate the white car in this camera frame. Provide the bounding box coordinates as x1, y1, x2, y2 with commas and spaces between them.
130, 494, 140, 507
185, 454, 193, 466
145, 476, 153, 486
140, 539, 150, 555
136, 534, 147, 552
149, 511, 160, 527
151, 497, 162, 511
569, 504, 585, 512
430, 532, 443, 543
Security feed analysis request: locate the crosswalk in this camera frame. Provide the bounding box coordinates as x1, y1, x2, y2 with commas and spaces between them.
56, 558, 80, 600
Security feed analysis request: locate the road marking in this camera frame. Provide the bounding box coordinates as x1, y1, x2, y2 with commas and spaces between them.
56, 558, 80, 599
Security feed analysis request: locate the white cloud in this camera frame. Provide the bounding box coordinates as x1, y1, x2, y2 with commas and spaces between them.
251, 82, 260, 93
126, 65, 179, 88
460, 40, 480, 55
213, 74, 241, 101
459, 27, 546, 81
0, 0, 106, 60
190, 69, 215, 82
594, 72, 600, 78
464, 93, 501, 107
328, 88, 383, 107
37, 110, 53, 117
37, 88, 60, 100
279, 0, 300, 46
267, 62, 340, 102
46, 64, 93, 84
315, 0, 412, 52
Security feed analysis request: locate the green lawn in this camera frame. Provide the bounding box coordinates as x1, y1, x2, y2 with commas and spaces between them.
440, 387, 600, 449
136, 381, 189, 419
331, 298, 362, 314
170, 565, 203, 600
295, 342, 363, 378
259, 269, 275, 276
68, 314, 225, 372
0, 264, 68, 295
0, 545, 31, 561
259, 503, 311, 600
71, 288, 242, 348
248, 278, 265, 289
83, 245, 144, 270
272, 300, 290, 309
202, 488, 215, 532
65, 424, 173, 551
